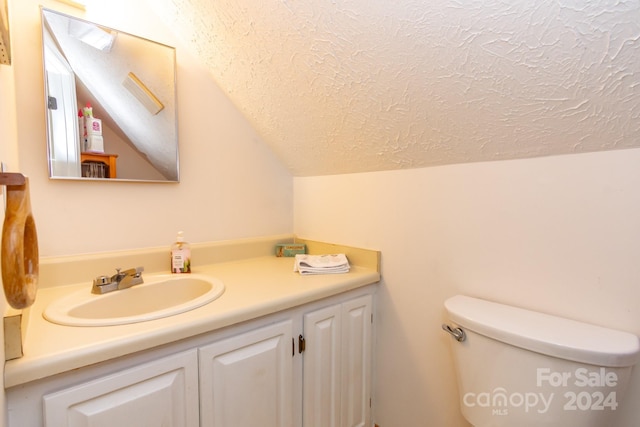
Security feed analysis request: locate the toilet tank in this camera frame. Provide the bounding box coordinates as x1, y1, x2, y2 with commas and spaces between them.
443, 295, 640, 427
445, 295, 640, 367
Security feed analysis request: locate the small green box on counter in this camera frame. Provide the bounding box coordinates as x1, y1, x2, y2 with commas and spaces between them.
275, 243, 307, 257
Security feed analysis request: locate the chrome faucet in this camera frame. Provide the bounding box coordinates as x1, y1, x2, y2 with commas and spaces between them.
92, 267, 144, 294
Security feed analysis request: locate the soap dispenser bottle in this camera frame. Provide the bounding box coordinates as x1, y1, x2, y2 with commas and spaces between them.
171, 231, 191, 273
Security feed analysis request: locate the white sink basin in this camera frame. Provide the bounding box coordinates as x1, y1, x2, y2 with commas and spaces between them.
43, 274, 225, 326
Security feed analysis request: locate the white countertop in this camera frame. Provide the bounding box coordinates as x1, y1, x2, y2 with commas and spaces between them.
5, 255, 380, 388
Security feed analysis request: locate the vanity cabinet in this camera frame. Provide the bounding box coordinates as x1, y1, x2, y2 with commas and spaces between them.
197, 295, 372, 427
6, 288, 374, 427
42, 350, 199, 427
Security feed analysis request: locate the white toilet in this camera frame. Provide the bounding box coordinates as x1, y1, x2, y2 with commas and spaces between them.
442, 295, 640, 427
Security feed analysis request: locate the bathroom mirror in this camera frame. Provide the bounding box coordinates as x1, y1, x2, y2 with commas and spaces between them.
41, 8, 179, 182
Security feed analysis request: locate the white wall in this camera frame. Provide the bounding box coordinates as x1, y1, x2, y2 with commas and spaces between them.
294, 148, 640, 427
9, 0, 293, 257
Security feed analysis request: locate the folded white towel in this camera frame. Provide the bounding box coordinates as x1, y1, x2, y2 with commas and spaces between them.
294, 254, 350, 275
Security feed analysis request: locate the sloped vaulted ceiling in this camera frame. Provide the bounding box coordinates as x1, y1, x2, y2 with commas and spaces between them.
151, 0, 640, 176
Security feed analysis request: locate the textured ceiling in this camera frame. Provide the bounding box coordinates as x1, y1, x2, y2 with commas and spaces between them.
151, 0, 640, 176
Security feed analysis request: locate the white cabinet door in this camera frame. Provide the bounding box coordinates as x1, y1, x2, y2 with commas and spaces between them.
340, 295, 373, 427
199, 320, 294, 427
42, 350, 199, 427
302, 294, 372, 427
302, 304, 342, 427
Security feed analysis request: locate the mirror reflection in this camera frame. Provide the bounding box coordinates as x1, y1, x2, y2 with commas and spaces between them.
41, 8, 179, 182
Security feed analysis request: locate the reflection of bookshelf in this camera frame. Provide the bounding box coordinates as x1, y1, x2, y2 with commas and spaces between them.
81, 152, 118, 178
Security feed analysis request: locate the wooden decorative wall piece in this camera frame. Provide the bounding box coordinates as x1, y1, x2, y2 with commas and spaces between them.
1, 174, 39, 309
